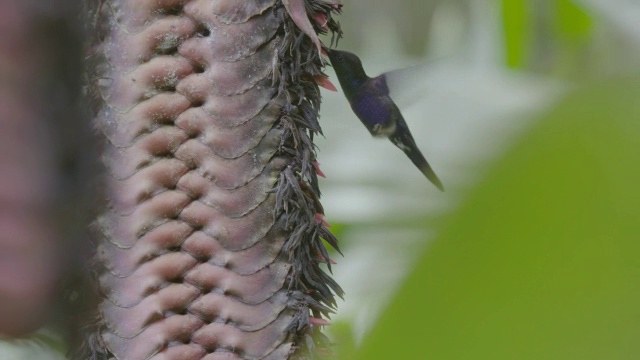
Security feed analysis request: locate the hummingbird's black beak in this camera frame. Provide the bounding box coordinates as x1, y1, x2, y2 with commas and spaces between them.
321, 45, 331, 56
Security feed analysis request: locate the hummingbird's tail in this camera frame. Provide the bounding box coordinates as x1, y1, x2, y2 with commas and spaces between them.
390, 132, 445, 191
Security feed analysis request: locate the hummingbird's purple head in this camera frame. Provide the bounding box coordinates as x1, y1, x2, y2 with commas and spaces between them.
325, 48, 369, 94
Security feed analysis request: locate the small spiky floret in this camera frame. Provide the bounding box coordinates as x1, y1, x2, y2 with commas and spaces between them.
274, 0, 344, 356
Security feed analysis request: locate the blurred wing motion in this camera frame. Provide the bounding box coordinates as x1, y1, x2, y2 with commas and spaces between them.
382, 62, 435, 108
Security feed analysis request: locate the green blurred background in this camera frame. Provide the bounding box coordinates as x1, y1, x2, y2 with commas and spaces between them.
316, 1, 640, 359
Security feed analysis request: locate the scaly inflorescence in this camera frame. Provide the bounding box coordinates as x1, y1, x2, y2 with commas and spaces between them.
82, 0, 342, 359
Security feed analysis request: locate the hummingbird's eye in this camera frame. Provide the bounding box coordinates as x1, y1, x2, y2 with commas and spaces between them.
336, 54, 344, 62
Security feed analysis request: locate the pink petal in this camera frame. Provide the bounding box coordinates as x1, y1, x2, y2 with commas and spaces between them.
315, 213, 331, 228
282, 0, 322, 54
314, 75, 337, 92
309, 317, 332, 326
313, 12, 329, 31
313, 160, 326, 178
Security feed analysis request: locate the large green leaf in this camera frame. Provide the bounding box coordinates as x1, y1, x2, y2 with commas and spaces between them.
353, 79, 640, 359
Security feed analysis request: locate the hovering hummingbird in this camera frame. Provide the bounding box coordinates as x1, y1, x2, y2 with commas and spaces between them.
324, 48, 444, 191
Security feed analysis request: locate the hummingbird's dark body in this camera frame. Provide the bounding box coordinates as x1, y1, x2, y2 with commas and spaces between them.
325, 49, 445, 191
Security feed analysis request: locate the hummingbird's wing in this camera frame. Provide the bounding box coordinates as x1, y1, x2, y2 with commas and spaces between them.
379, 63, 433, 109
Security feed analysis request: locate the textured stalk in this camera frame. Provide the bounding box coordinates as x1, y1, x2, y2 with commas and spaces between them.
83, 0, 342, 359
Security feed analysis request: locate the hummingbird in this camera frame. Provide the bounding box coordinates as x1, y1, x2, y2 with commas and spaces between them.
324, 48, 444, 191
